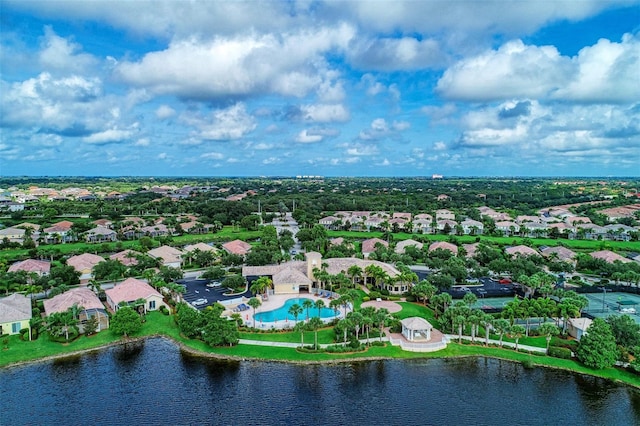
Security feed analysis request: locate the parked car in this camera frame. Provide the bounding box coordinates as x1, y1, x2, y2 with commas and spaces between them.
192, 298, 208, 306
499, 278, 512, 284
206, 281, 222, 288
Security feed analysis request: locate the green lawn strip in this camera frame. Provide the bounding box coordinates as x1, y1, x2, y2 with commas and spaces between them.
239, 327, 336, 344
352, 289, 368, 310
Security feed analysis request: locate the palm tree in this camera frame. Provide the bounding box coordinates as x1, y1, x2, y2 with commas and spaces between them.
454, 315, 466, 343
537, 323, 560, 354
348, 311, 364, 341
308, 317, 323, 349
373, 308, 390, 342
314, 299, 325, 319
288, 303, 303, 328
347, 264, 362, 288
329, 298, 341, 319
250, 276, 272, 298
247, 297, 261, 328
480, 313, 493, 346
468, 312, 479, 343
509, 325, 526, 351
493, 319, 510, 347
302, 299, 314, 322
294, 321, 306, 347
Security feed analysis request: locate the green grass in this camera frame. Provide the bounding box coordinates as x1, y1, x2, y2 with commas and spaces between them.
394, 302, 442, 329
239, 327, 336, 344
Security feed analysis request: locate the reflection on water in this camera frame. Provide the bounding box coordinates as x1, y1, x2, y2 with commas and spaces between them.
1, 338, 638, 426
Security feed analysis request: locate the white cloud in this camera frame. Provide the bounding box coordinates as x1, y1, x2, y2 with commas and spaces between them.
201, 152, 224, 160
155, 104, 176, 119
348, 36, 446, 70
296, 130, 324, 144
345, 144, 379, 156
38, 26, 96, 73
299, 103, 350, 122
262, 157, 281, 165
182, 103, 256, 141
116, 24, 355, 100
358, 118, 409, 140
554, 34, 640, 103
134, 138, 150, 146
83, 128, 133, 144
437, 34, 640, 103
157, 152, 168, 160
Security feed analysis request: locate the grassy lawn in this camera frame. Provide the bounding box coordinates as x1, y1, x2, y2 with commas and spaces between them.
394, 302, 442, 329
239, 327, 337, 344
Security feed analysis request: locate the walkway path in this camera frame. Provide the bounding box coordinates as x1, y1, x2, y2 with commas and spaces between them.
443, 334, 547, 353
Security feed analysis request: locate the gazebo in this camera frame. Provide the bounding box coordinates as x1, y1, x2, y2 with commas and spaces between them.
401, 317, 433, 342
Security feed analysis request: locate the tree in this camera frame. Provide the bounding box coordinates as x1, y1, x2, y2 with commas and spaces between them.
201, 304, 239, 347
576, 318, 618, 369
373, 308, 390, 342
302, 299, 314, 322
110, 306, 143, 337
250, 276, 272, 297
175, 302, 204, 338
537, 323, 560, 354
93, 259, 127, 281
606, 314, 640, 349
288, 303, 303, 327
308, 317, 323, 349
247, 297, 261, 328
509, 325, 526, 351
84, 315, 99, 336
480, 313, 493, 346
493, 319, 510, 347
47, 310, 79, 341
314, 299, 326, 319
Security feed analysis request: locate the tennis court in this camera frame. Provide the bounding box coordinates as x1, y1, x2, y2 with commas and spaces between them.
583, 291, 640, 324
470, 297, 515, 310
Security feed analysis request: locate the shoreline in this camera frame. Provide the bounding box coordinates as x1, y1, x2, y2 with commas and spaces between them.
3, 334, 639, 390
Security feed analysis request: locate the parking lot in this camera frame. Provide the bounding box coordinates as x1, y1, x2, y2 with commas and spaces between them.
177, 278, 251, 310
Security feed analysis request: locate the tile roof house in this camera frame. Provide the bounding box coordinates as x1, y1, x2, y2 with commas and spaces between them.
395, 239, 424, 254
462, 243, 479, 259
222, 239, 252, 256
183, 242, 216, 253
539, 246, 577, 262
505, 245, 539, 257
105, 277, 168, 313
110, 250, 141, 267
147, 245, 184, 268
67, 253, 105, 284
590, 250, 632, 264
43, 220, 75, 243
0, 293, 32, 336
43, 288, 109, 332
0, 227, 26, 243
362, 238, 388, 258
429, 241, 458, 255
8, 259, 51, 276
85, 226, 117, 243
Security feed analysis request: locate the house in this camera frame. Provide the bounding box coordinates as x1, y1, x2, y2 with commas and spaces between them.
43, 220, 75, 243
43, 288, 109, 333
590, 250, 631, 264
539, 246, 577, 263
435, 209, 455, 221
505, 245, 539, 257
462, 243, 479, 259
495, 221, 519, 235
8, 259, 51, 277
461, 219, 483, 235
85, 226, 117, 243
183, 242, 216, 253
67, 253, 105, 284
0, 227, 26, 244
110, 250, 142, 267
436, 220, 457, 233
362, 238, 388, 258
429, 241, 458, 255
222, 239, 252, 256
0, 294, 31, 336
147, 245, 184, 268
105, 278, 168, 313
395, 239, 423, 254
567, 318, 592, 341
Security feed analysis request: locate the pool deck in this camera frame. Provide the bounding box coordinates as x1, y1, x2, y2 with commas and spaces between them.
237, 293, 350, 330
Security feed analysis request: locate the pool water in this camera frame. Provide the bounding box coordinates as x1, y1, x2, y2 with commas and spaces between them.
254, 297, 338, 322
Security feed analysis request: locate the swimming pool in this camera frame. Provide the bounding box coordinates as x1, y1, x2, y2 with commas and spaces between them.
253, 298, 338, 322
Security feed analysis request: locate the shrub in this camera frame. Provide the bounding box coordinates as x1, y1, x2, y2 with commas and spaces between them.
370, 341, 385, 347
362, 296, 370, 302
380, 289, 390, 296
369, 291, 381, 299
159, 305, 170, 315
388, 318, 402, 333
404, 295, 416, 302
548, 346, 572, 359
522, 359, 535, 369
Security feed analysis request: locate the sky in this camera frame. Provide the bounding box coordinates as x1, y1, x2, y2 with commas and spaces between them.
1, 0, 639, 178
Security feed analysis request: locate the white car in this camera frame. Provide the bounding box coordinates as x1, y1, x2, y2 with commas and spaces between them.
206, 281, 222, 288
192, 298, 208, 306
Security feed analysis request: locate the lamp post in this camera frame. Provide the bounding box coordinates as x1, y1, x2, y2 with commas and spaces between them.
599, 287, 607, 312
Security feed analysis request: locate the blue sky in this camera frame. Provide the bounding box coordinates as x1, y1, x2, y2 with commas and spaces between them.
1, 0, 639, 177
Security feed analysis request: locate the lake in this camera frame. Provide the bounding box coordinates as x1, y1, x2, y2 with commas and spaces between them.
1, 338, 639, 425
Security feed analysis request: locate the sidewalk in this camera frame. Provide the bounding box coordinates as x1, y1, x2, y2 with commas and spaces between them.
443, 334, 547, 353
